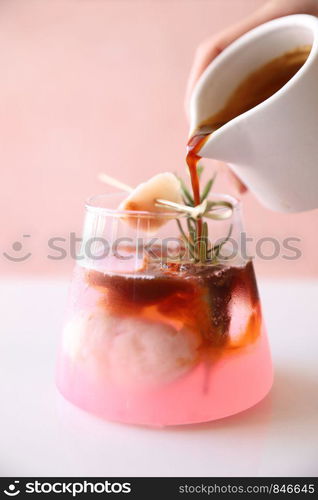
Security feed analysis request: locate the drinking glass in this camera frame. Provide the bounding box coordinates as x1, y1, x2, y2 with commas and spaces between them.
56, 192, 273, 426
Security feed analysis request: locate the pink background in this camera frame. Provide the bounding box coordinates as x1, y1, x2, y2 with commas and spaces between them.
1, 0, 317, 278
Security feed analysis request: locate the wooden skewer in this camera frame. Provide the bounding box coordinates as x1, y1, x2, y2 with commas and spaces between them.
98, 172, 134, 193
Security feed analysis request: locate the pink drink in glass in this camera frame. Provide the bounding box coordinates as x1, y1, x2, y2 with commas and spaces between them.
56, 194, 273, 426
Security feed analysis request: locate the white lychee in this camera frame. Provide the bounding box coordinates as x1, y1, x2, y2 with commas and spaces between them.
109, 317, 200, 386
62, 310, 199, 386
62, 310, 117, 377
119, 172, 183, 231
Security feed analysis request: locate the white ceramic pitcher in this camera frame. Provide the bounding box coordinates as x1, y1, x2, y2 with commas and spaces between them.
189, 14, 318, 213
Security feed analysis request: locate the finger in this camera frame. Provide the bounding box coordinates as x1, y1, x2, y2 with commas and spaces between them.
227, 170, 247, 195
185, 39, 222, 111
216, 160, 247, 194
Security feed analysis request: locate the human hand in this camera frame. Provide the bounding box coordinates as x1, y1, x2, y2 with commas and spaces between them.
186, 0, 318, 105
186, 0, 318, 194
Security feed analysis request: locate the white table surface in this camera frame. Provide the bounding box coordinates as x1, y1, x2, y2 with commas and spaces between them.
0, 278, 317, 477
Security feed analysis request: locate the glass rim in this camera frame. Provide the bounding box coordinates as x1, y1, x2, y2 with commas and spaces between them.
85, 191, 240, 219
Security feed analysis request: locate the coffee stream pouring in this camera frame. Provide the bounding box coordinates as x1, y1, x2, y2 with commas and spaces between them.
188, 15, 318, 213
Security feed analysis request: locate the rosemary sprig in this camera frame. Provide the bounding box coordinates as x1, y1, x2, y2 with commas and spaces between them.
176, 219, 195, 259
177, 175, 194, 206
176, 163, 205, 206
207, 223, 233, 261
186, 217, 197, 234
197, 164, 204, 179
214, 224, 233, 258
156, 168, 233, 264
200, 173, 216, 203
176, 168, 233, 263
199, 221, 208, 262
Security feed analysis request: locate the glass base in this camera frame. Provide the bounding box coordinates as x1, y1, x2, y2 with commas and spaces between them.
56, 326, 272, 427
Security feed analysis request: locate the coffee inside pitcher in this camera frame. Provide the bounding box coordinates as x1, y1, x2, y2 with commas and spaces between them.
186, 45, 312, 213
196, 45, 311, 135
